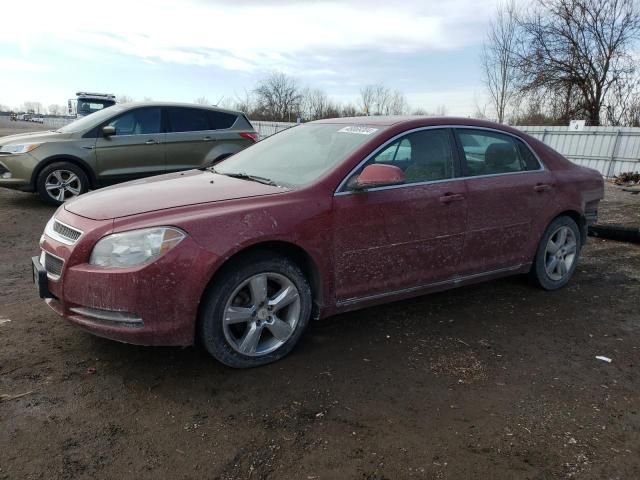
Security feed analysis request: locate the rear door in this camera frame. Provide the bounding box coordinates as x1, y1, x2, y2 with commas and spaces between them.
164, 107, 246, 172
454, 128, 555, 274
94, 107, 165, 184
333, 128, 468, 302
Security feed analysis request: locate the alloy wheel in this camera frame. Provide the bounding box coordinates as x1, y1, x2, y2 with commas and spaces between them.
44, 170, 82, 202
222, 272, 301, 356
544, 226, 578, 281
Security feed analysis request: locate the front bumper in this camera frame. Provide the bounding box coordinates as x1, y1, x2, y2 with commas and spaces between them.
38, 210, 219, 346
0, 153, 39, 191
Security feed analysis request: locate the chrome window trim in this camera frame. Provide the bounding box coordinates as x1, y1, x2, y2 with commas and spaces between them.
45, 218, 83, 246
334, 125, 547, 196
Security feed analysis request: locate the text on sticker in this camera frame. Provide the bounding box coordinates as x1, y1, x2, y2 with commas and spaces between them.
338, 126, 378, 135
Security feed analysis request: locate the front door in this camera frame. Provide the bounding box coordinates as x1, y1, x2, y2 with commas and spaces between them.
333, 128, 468, 302
455, 128, 555, 273
94, 107, 165, 184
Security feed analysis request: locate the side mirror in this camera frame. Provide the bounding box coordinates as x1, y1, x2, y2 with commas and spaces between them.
350, 164, 406, 190
102, 126, 116, 137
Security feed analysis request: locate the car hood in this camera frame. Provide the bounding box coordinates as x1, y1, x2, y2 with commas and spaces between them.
64, 170, 290, 220
0, 130, 72, 145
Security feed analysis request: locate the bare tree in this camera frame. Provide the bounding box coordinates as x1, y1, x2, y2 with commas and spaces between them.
48, 104, 61, 116
434, 105, 448, 116
22, 102, 43, 114
372, 84, 391, 115
254, 72, 301, 121
341, 103, 360, 117
518, 0, 640, 126
299, 88, 332, 120
359, 84, 399, 115
194, 96, 209, 105
387, 90, 409, 115
605, 73, 640, 126
482, 0, 520, 123
359, 85, 376, 115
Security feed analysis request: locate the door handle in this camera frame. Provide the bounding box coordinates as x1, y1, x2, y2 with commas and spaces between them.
534, 183, 552, 192
145, 139, 157, 145
439, 193, 465, 204
203, 136, 212, 142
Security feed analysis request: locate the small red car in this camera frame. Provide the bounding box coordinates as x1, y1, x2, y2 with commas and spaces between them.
33, 117, 604, 367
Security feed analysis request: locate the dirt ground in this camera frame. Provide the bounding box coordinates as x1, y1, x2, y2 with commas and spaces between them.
1, 150, 639, 479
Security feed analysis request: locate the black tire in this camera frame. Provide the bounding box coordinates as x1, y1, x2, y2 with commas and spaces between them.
529, 215, 581, 290
198, 252, 312, 368
36, 161, 89, 206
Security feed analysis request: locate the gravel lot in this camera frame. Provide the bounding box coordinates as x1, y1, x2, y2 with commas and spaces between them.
1, 127, 639, 479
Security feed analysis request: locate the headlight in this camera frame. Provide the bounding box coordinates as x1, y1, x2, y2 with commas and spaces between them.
89, 227, 185, 268
0, 143, 41, 154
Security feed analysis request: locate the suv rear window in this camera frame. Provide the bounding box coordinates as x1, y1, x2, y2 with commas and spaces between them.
208, 111, 237, 129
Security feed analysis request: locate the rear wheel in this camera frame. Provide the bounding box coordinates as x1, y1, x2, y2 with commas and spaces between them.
199, 253, 312, 368
530, 216, 581, 290
36, 162, 89, 206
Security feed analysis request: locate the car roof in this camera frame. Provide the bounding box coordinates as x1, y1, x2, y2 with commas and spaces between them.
312, 115, 510, 128
117, 101, 244, 117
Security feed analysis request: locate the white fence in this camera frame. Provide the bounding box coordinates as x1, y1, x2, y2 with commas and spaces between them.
43, 117, 73, 129
519, 126, 640, 177
251, 120, 297, 139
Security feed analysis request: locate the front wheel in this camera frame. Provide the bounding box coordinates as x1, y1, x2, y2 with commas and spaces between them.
530, 216, 581, 290
198, 253, 312, 368
36, 162, 89, 206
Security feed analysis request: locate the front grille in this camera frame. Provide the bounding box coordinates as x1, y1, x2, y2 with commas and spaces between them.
43, 252, 64, 278
52, 220, 82, 244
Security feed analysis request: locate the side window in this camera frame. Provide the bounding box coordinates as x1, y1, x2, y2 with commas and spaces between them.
456, 129, 541, 176
208, 111, 237, 130
368, 129, 456, 184
375, 138, 411, 164
107, 108, 161, 135
168, 108, 210, 133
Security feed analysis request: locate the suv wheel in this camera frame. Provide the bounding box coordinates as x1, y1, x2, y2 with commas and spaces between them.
36, 162, 89, 206
199, 253, 312, 368
530, 215, 581, 290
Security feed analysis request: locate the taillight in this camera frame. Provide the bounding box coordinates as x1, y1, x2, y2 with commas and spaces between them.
240, 132, 258, 143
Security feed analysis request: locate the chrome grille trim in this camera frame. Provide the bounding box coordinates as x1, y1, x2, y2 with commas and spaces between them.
45, 218, 83, 245
41, 250, 64, 280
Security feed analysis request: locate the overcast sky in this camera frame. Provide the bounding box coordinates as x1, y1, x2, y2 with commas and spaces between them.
0, 0, 502, 115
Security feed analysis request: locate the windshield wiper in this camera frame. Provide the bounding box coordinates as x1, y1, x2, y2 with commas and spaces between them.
211, 169, 278, 186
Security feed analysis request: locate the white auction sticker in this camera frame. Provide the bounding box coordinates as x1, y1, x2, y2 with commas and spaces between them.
338, 126, 378, 135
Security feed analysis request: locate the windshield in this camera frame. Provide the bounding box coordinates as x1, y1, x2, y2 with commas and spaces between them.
57, 105, 124, 133
215, 123, 384, 187
78, 99, 115, 116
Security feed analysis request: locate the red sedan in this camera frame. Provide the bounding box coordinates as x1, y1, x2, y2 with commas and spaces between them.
33, 117, 604, 367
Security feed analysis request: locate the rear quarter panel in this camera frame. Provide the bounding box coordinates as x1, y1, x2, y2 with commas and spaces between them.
534, 143, 604, 246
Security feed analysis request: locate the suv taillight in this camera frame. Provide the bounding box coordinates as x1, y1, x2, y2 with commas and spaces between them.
240, 132, 258, 143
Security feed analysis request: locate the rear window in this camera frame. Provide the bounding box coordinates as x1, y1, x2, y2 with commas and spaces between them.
208, 111, 237, 129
